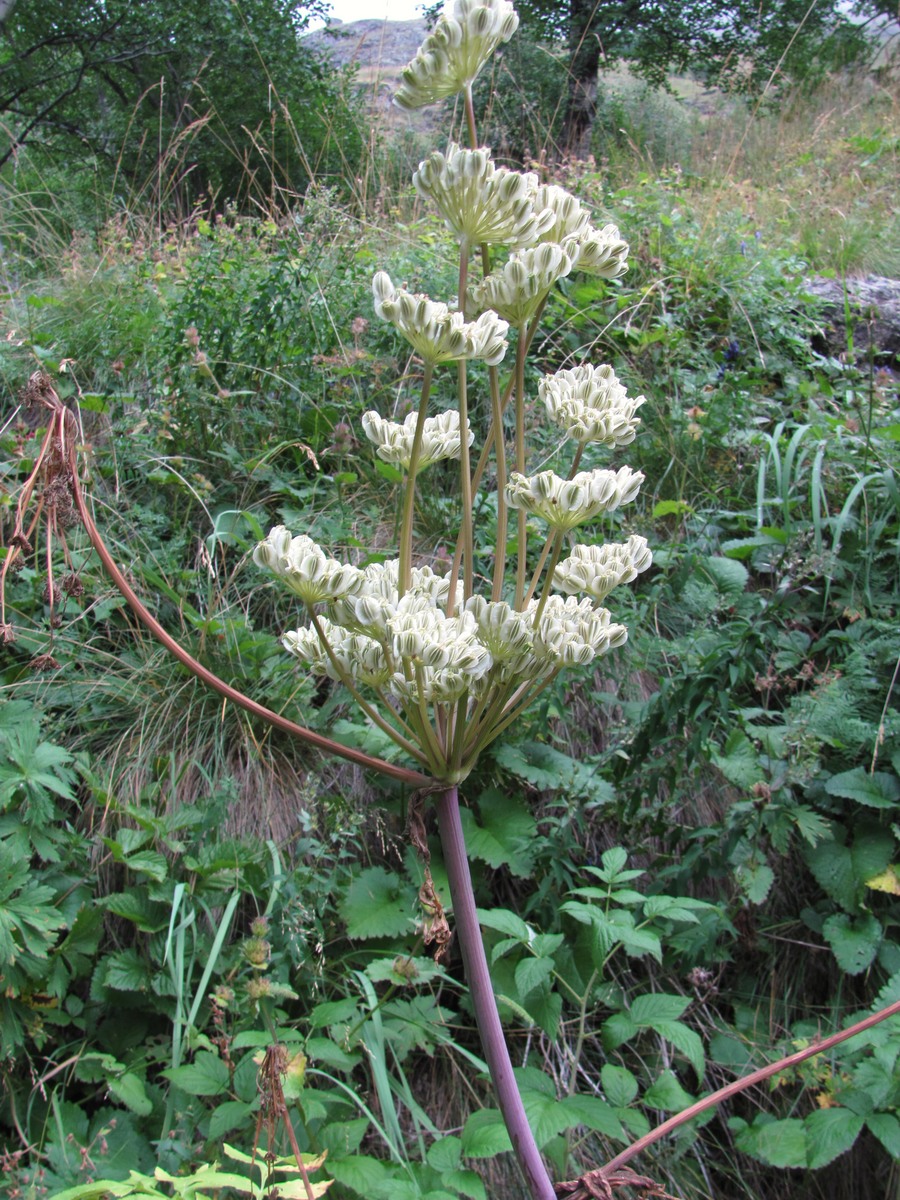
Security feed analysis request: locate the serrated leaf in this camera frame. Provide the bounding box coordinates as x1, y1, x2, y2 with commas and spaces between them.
106, 1072, 153, 1117
804, 839, 858, 910
713, 729, 763, 788
805, 1108, 863, 1168
630, 993, 690, 1025
477, 907, 530, 941
822, 912, 881, 974
649, 1021, 705, 1076
460, 790, 537, 877
558, 1094, 626, 1141
602, 1011, 637, 1049
825, 768, 900, 809
426, 1135, 462, 1172
339, 867, 416, 939
209, 1100, 255, 1139
601, 1064, 638, 1107
867, 1112, 900, 1157
515, 956, 554, 1000
461, 1109, 513, 1158
164, 1051, 229, 1096
735, 861, 775, 905
866, 865, 900, 895
643, 1069, 695, 1112
736, 1118, 807, 1168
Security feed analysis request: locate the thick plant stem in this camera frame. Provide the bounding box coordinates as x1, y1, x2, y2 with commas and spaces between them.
434, 786, 556, 1200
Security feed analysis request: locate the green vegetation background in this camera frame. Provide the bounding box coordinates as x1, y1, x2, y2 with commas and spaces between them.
1, 9, 899, 1200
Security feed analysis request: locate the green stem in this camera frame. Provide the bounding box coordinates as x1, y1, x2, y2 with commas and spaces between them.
399, 362, 434, 597
514, 324, 528, 609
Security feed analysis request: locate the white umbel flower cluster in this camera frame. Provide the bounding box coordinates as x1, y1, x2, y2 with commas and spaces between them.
372, 271, 509, 365
252, 527, 362, 603
553, 537, 653, 602
394, 0, 519, 110
540, 364, 645, 447
566, 223, 630, 279
362, 408, 473, 469
506, 466, 644, 531
533, 596, 628, 666
472, 242, 573, 324
413, 144, 555, 248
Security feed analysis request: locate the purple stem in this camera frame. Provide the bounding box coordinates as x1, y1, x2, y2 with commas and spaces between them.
435, 787, 556, 1200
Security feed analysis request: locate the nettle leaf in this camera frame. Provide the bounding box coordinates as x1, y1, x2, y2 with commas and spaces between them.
460, 789, 536, 877
805, 1108, 864, 1168
804, 839, 858, 910
339, 867, 417, 939
822, 912, 882, 974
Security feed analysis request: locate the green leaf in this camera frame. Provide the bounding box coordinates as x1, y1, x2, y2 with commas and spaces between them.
460, 789, 537, 877
339, 867, 416, 939
209, 1100, 255, 1139
648, 1020, 704, 1076
822, 912, 881, 974
107, 1072, 153, 1117
643, 1070, 695, 1112
558, 1094, 626, 1142
602, 1011, 638, 1049
461, 1108, 513, 1158
736, 1118, 807, 1168
630, 993, 690, 1024
866, 1112, 900, 1157
426, 1135, 462, 1172
735, 861, 775, 904
163, 1051, 229, 1096
713, 729, 763, 788
805, 1108, 863, 1168
477, 907, 530, 941
825, 768, 900, 809
601, 1064, 638, 1107
514, 956, 555, 1000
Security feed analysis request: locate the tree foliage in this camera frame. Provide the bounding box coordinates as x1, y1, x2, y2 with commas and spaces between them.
0, 0, 364, 204
508, 0, 889, 149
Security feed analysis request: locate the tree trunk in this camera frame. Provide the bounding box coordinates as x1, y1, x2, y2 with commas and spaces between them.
563, 0, 601, 155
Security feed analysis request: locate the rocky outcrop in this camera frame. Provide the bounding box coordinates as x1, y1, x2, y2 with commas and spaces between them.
806, 275, 900, 362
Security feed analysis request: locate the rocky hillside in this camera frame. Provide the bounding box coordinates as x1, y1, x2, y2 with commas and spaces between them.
306, 19, 428, 69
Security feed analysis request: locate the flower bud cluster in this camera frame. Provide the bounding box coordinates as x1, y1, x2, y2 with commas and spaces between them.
413, 144, 556, 249
506, 466, 644, 531
533, 596, 628, 666
362, 409, 473, 469
472, 243, 573, 324
373, 271, 509, 365
541, 364, 645, 447
553, 536, 653, 602
394, 0, 519, 111
252, 527, 362, 603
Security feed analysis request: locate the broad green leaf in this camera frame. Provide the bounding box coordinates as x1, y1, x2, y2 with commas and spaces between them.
735, 861, 775, 904
650, 1021, 705, 1076
822, 912, 881, 974
339, 867, 416, 939
825, 768, 900, 809
601, 1063, 639, 1107
460, 790, 537, 877
631, 993, 690, 1025
713, 729, 763, 788
461, 1109, 513, 1158
805, 1108, 863, 1168
602, 1011, 638, 1049
476, 907, 530, 941
107, 1072, 153, 1117
558, 1094, 626, 1142
209, 1099, 255, 1139
426, 1135, 462, 1172
643, 1070, 695, 1112
163, 1051, 229, 1096
867, 1112, 900, 1157
515, 956, 555, 1000
736, 1118, 807, 1168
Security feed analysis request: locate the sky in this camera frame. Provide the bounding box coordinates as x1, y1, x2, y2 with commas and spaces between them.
319, 0, 427, 23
